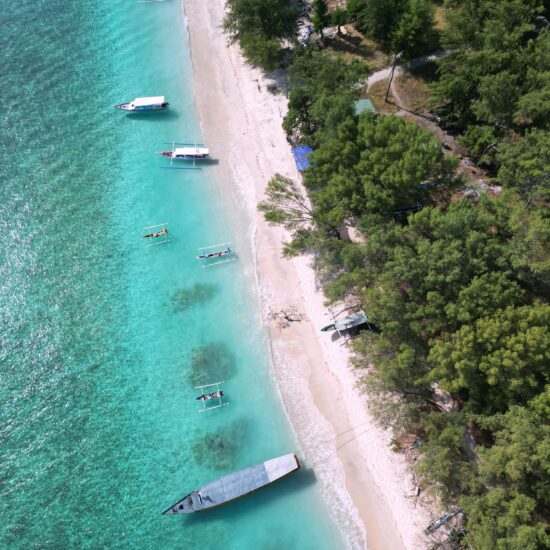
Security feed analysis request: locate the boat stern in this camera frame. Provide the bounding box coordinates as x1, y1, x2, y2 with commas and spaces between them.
264, 453, 301, 483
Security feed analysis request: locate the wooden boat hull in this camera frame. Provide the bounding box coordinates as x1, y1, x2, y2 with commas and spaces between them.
162, 453, 300, 514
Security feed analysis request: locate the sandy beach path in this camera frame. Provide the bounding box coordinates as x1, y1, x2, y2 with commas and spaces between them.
181, 1, 433, 548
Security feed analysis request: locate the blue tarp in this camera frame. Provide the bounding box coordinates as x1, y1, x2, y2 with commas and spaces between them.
292, 146, 313, 171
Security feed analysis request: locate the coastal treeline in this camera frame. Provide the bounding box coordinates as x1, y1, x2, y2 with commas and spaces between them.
225, 1, 550, 547
223, 0, 299, 69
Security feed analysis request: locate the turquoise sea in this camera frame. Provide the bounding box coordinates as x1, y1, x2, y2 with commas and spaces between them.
0, 0, 344, 548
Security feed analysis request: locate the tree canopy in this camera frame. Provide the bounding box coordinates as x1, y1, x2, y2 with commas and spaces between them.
283, 49, 368, 143
223, 0, 298, 70
435, 0, 550, 157
311, 0, 329, 37
303, 113, 456, 228
429, 305, 550, 414
345, 0, 438, 57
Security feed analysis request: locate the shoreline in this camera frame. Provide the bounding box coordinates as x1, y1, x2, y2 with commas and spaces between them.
181, 1, 434, 547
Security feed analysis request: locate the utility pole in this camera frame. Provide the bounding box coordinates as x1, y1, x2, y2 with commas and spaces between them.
385, 51, 404, 103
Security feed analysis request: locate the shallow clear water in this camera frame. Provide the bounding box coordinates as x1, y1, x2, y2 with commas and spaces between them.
0, 1, 344, 548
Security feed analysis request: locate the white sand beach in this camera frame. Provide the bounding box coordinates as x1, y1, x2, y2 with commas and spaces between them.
182, 0, 435, 547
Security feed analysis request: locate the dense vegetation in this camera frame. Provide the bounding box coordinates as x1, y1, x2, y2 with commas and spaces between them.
435, 0, 550, 163
226, 1, 550, 547
223, 0, 299, 70
348, 0, 440, 58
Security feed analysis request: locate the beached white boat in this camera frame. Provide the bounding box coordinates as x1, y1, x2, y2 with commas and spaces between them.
162, 453, 300, 514
158, 144, 210, 160
115, 96, 169, 112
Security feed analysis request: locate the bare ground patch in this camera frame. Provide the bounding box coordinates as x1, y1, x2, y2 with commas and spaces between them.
368, 80, 399, 114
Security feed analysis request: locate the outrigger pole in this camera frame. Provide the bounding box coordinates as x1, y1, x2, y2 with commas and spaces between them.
163, 141, 207, 146
195, 381, 229, 412
196, 242, 235, 267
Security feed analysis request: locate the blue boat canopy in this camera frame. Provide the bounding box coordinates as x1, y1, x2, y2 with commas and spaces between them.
292, 146, 313, 171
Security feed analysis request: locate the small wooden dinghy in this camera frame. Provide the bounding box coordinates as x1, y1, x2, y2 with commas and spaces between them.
162, 453, 300, 514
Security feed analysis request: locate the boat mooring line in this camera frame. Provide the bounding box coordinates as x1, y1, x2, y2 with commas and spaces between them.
309, 426, 378, 468
320, 420, 374, 444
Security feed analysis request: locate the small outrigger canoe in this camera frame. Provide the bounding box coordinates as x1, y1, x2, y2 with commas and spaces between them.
143, 228, 168, 239
162, 453, 300, 514
197, 246, 232, 260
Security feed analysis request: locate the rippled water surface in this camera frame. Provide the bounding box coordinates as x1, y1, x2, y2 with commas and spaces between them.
0, 1, 344, 548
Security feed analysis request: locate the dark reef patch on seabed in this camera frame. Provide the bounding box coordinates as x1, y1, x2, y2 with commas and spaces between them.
171, 283, 217, 312
191, 417, 250, 471
186, 342, 236, 386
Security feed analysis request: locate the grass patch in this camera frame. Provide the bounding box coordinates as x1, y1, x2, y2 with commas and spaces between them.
325, 26, 390, 71
394, 62, 438, 114
368, 80, 399, 114
434, 5, 447, 32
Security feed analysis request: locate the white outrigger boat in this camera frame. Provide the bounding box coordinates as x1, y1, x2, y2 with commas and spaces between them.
162, 453, 300, 514
158, 142, 210, 161
115, 96, 169, 112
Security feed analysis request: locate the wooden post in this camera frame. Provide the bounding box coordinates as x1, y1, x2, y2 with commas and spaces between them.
385, 51, 403, 103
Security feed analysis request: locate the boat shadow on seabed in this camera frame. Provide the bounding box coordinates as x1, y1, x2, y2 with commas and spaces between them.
124, 109, 180, 121
180, 467, 318, 525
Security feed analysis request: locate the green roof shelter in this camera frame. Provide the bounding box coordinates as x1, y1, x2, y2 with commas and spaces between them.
354, 99, 378, 116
